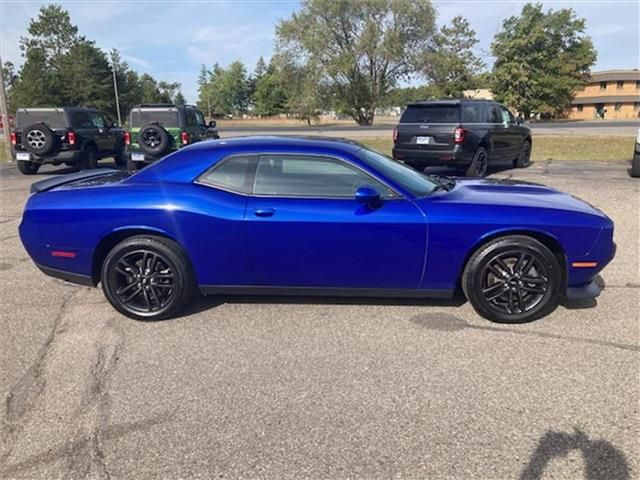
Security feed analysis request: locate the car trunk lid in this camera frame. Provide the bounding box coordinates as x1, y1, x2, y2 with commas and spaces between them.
395, 104, 460, 152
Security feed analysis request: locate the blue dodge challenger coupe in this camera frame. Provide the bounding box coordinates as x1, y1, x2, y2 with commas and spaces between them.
19, 136, 615, 323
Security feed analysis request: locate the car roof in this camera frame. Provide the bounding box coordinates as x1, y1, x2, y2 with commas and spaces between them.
406, 99, 493, 107
16, 106, 101, 112
128, 136, 366, 184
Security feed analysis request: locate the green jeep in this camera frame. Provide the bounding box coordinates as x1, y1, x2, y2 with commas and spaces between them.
125, 104, 219, 170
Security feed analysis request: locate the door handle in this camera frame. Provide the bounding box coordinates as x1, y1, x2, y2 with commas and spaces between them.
254, 208, 275, 217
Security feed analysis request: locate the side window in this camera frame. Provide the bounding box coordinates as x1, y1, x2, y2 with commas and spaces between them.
91, 113, 105, 129
499, 106, 514, 124
185, 110, 197, 126
253, 155, 393, 198
72, 111, 94, 128
489, 105, 502, 123
461, 104, 481, 123
195, 110, 205, 125
198, 156, 254, 193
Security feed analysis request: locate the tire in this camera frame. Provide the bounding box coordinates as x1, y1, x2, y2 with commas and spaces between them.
465, 147, 489, 177
78, 145, 98, 170
404, 161, 424, 172
17, 161, 40, 175
101, 235, 197, 321
514, 140, 532, 168
138, 124, 170, 156
631, 152, 640, 178
22, 123, 59, 156
114, 141, 127, 167
462, 235, 562, 323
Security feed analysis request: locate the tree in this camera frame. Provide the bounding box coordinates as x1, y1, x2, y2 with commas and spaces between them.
174, 91, 186, 105
422, 16, 485, 97
276, 0, 437, 125
223, 61, 249, 115
252, 63, 288, 117
21, 4, 79, 66
491, 3, 596, 118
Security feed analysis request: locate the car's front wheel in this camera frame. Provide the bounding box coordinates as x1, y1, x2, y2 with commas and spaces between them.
462, 235, 562, 323
101, 235, 197, 320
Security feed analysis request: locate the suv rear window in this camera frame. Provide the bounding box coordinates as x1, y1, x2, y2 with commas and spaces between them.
400, 105, 460, 124
130, 109, 180, 128
16, 110, 67, 129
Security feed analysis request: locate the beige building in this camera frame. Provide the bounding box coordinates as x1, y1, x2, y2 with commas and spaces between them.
569, 70, 640, 120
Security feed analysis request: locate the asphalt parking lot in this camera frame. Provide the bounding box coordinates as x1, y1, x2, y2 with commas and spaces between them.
0, 158, 638, 479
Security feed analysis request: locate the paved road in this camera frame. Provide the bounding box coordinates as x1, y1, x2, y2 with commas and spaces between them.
0, 159, 638, 479
221, 120, 640, 138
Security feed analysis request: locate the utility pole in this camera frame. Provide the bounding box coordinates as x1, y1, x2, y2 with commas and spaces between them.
110, 56, 122, 125
0, 54, 12, 162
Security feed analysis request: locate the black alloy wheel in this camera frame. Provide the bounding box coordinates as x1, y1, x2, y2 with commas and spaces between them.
101, 236, 196, 320
463, 235, 561, 323
514, 141, 532, 168
138, 124, 170, 156
465, 147, 488, 177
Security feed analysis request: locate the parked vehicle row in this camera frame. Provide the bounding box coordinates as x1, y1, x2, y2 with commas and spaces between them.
10, 104, 219, 175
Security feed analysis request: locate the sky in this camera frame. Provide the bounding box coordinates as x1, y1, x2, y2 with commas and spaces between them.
1, 0, 639, 103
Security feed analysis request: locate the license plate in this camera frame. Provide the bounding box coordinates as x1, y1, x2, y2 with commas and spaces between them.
16, 152, 31, 161
416, 136, 431, 145
131, 153, 145, 161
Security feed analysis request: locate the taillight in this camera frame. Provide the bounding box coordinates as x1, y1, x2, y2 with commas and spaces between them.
392, 127, 398, 143
124, 131, 131, 145
10, 132, 16, 145
454, 127, 465, 144
67, 131, 77, 146
181, 131, 189, 145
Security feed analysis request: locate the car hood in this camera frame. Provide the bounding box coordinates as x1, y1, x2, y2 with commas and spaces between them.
425, 177, 609, 219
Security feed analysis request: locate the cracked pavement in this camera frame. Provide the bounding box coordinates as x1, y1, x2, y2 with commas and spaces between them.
0, 159, 638, 479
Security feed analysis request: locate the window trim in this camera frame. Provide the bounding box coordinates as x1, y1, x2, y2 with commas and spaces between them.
250, 153, 402, 200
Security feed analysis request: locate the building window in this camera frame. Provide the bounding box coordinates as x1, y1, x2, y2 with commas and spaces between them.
600, 81, 607, 90
614, 103, 622, 111
616, 80, 624, 89
636, 80, 640, 89
577, 105, 583, 112
634, 103, 640, 111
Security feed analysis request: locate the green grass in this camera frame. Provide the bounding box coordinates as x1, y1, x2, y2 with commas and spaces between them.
360, 135, 635, 162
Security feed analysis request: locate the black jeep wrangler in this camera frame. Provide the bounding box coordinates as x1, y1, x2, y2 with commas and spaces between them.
10, 107, 126, 175
125, 104, 219, 170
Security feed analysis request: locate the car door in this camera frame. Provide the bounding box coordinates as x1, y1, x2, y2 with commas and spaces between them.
89, 112, 112, 153
497, 105, 522, 160
244, 153, 427, 289
486, 103, 510, 161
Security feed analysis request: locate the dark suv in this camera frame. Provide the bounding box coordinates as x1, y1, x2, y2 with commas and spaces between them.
392, 99, 532, 176
125, 104, 219, 170
11, 107, 126, 175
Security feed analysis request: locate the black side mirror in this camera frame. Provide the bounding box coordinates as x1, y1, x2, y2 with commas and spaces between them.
208, 120, 217, 128
111, 121, 118, 128
355, 185, 382, 209
516, 116, 524, 125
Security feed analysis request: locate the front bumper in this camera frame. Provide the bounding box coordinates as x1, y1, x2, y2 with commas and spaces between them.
565, 277, 604, 300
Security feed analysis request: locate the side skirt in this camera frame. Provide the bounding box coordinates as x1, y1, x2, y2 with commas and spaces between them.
199, 285, 454, 299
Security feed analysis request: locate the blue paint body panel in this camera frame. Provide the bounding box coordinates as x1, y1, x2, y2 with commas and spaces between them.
19, 137, 615, 297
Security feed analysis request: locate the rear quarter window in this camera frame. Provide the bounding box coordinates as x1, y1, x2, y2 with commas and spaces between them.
400, 105, 460, 123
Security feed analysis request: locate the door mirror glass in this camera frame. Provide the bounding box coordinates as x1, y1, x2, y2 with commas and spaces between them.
355, 185, 382, 209
208, 120, 217, 129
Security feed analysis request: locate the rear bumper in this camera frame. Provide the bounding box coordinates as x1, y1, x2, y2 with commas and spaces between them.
13, 149, 82, 164
392, 146, 472, 166
126, 149, 163, 164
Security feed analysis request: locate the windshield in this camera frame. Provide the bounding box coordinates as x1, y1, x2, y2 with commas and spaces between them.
16, 110, 67, 129
357, 147, 439, 197
130, 109, 180, 128
400, 105, 460, 123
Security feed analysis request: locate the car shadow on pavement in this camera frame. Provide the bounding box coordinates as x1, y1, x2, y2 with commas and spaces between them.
519, 427, 630, 480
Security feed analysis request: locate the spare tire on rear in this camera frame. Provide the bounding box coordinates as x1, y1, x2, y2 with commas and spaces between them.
23, 123, 59, 156
138, 123, 170, 156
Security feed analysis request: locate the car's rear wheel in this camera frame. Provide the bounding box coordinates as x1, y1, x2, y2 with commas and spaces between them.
465, 147, 489, 177
462, 235, 562, 323
101, 235, 197, 321
514, 140, 532, 168
17, 161, 40, 175
78, 145, 98, 170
